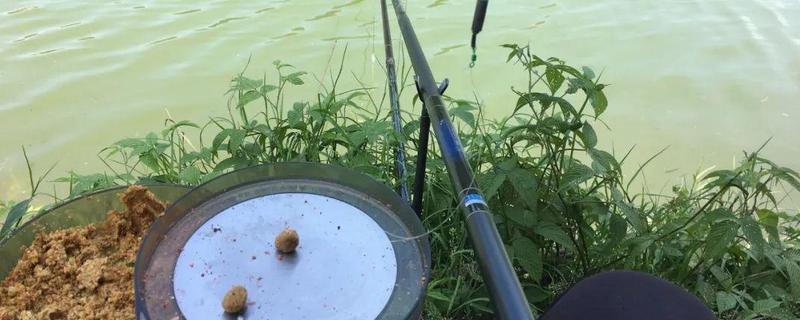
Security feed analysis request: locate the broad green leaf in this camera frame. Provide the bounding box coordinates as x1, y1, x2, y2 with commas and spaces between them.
178, 166, 203, 185
287, 103, 306, 127
232, 75, 262, 91
0, 199, 32, 237
565, 78, 582, 94
581, 66, 596, 80
515, 92, 550, 113
512, 236, 542, 281
590, 89, 608, 116
282, 71, 307, 85
700, 207, 737, 224
545, 66, 565, 93
362, 120, 392, 143
757, 209, 780, 244
346, 130, 366, 147
662, 245, 683, 257
560, 163, 594, 191
555, 99, 578, 119
716, 291, 738, 313
139, 152, 161, 171
705, 220, 739, 258
710, 266, 733, 289
761, 284, 788, 298
402, 120, 420, 137
608, 213, 627, 245
616, 200, 647, 233
450, 102, 477, 128
540, 116, 573, 133
523, 285, 550, 303
504, 244, 514, 260
237, 90, 261, 108
762, 307, 795, 320
588, 148, 620, 174
507, 167, 539, 211
506, 49, 517, 63
114, 137, 146, 148
786, 260, 800, 297
272, 59, 292, 69
534, 222, 576, 252
252, 124, 272, 137
696, 278, 715, 305
629, 235, 654, 258
477, 172, 506, 200
260, 84, 278, 95
502, 43, 519, 62
161, 120, 199, 136
552, 63, 581, 78
228, 130, 246, 150
514, 93, 575, 117
702, 169, 741, 191
214, 156, 250, 172
505, 207, 535, 228
753, 299, 780, 313
764, 247, 785, 276
765, 163, 800, 192
739, 216, 766, 261
212, 129, 247, 152
70, 173, 111, 195
579, 122, 597, 148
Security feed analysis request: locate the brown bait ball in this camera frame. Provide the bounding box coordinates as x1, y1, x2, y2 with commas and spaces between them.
275, 228, 299, 254
222, 286, 248, 314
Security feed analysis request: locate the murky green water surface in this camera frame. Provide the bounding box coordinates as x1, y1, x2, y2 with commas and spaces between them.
1, 1, 798, 208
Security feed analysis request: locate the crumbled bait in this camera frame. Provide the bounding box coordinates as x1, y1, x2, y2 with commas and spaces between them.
0, 185, 166, 319
275, 228, 299, 254
222, 286, 248, 314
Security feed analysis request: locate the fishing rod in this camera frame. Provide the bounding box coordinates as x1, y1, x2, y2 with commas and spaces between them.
379, 0, 410, 202
470, 0, 489, 67
384, 0, 534, 318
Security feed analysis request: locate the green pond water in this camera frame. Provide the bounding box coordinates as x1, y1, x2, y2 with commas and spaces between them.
1, 1, 798, 209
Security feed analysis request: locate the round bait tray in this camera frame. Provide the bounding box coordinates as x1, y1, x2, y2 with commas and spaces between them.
135, 163, 430, 320
0, 185, 190, 281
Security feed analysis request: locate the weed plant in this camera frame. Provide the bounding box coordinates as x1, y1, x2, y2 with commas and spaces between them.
2, 44, 799, 319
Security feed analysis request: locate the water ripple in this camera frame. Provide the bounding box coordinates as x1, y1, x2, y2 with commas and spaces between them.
6, 6, 38, 15
434, 44, 464, 56
37, 49, 58, 55
207, 16, 247, 28
174, 9, 201, 16
59, 22, 81, 29
14, 33, 38, 42
427, 0, 447, 8
306, 9, 340, 21
322, 35, 371, 41
149, 36, 178, 46
334, 0, 365, 9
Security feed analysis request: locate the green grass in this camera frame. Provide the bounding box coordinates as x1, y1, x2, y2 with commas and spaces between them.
3, 44, 800, 319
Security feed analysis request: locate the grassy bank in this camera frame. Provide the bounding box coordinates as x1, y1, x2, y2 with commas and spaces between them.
3, 44, 800, 319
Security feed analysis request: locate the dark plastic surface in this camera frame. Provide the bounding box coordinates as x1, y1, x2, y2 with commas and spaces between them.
135, 162, 430, 320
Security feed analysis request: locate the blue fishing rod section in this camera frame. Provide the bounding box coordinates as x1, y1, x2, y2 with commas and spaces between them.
385, 0, 534, 318
379, 0, 409, 202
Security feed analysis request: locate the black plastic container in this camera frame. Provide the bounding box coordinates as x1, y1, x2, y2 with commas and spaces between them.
135, 163, 430, 320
